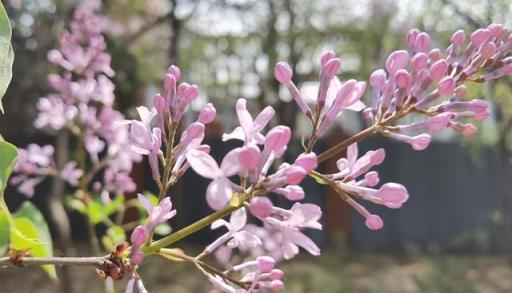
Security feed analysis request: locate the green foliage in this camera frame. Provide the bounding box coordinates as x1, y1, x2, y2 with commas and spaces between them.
0, 140, 56, 280
0, 2, 14, 113
66, 194, 124, 225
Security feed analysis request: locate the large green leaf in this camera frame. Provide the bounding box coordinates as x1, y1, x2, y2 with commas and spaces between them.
11, 215, 57, 281
15, 201, 56, 280
0, 140, 17, 225
0, 210, 9, 255
0, 2, 13, 113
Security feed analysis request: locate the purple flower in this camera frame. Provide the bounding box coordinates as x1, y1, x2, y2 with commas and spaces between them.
137, 193, 176, 230
205, 208, 261, 254
185, 148, 241, 210
222, 98, 275, 145
59, 161, 83, 186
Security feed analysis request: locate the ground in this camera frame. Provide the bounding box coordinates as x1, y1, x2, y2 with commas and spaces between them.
1, 249, 511, 293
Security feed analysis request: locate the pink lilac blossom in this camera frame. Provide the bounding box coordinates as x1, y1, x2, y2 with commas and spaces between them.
11, 6, 141, 198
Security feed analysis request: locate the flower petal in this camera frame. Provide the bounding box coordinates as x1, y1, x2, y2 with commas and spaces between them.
251, 106, 275, 134
236, 99, 253, 135
137, 193, 153, 215
206, 178, 232, 210
288, 229, 321, 256
234, 231, 262, 248
229, 207, 247, 231
220, 148, 242, 176
186, 149, 221, 179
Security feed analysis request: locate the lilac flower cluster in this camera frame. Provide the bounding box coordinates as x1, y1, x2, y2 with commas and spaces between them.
11, 7, 140, 198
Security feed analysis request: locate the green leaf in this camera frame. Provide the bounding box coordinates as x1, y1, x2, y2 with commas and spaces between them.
103, 195, 124, 216
0, 140, 17, 194
0, 2, 13, 113
14, 202, 57, 280
0, 210, 9, 255
87, 201, 107, 225
65, 197, 87, 213
0, 140, 17, 226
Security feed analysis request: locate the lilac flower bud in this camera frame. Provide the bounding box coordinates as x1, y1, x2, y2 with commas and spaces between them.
365, 171, 380, 187
451, 122, 477, 136
154, 94, 166, 113
185, 122, 205, 139
320, 50, 336, 65
274, 62, 293, 84
249, 197, 273, 218
429, 59, 448, 80
198, 103, 216, 124
276, 185, 305, 201
468, 99, 489, 112
131, 250, 145, 265
322, 58, 342, 77
271, 280, 285, 292
369, 69, 387, 90
388, 132, 431, 150
130, 225, 149, 246
270, 269, 284, 280
167, 65, 181, 80
386, 50, 409, 74
239, 144, 260, 170
488, 23, 506, 38
437, 76, 456, 96
184, 84, 199, 102
406, 28, 420, 47
47, 49, 64, 63
480, 42, 497, 59
415, 32, 432, 52
410, 134, 431, 150
164, 74, 176, 93
428, 49, 442, 61
470, 29, 490, 45
394, 69, 412, 88
286, 166, 307, 185
365, 214, 383, 230
378, 183, 409, 204
257, 256, 276, 272
451, 29, 465, 45
454, 85, 467, 98
265, 126, 291, 151
411, 53, 428, 71
371, 149, 385, 165
294, 153, 318, 172
425, 113, 452, 131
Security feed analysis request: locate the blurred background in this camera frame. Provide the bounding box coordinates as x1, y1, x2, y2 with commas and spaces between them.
1, 0, 512, 292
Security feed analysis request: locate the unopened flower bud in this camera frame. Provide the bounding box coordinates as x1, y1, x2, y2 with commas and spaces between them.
394, 69, 412, 88
415, 32, 431, 52
406, 28, 420, 47
198, 103, 216, 124
270, 269, 284, 280
322, 58, 342, 77
130, 250, 145, 265
257, 256, 276, 272
130, 225, 149, 246
274, 62, 293, 84
378, 183, 409, 204
365, 214, 383, 230
167, 65, 181, 80
470, 28, 490, 45
294, 153, 318, 172
271, 280, 285, 292
285, 166, 307, 185
320, 50, 336, 65
451, 29, 465, 45
265, 126, 291, 151
386, 50, 409, 74
239, 144, 260, 170
411, 53, 428, 71
437, 76, 456, 96
249, 197, 273, 218
429, 59, 448, 80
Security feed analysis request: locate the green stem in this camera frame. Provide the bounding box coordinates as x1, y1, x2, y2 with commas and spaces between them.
143, 203, 241, 255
